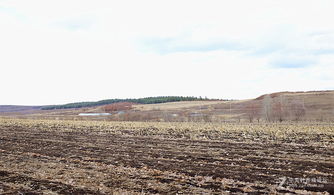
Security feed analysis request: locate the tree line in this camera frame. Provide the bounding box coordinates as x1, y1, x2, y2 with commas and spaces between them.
246, 95, 307, 122
41, 96, 217, 110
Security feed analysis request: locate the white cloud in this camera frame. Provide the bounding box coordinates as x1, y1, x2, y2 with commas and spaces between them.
0, 0, 333, 105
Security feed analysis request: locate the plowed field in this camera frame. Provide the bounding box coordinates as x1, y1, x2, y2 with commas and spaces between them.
0, 119, 333, 194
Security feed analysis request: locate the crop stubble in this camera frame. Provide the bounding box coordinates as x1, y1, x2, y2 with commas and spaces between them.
0, 119, 333, 194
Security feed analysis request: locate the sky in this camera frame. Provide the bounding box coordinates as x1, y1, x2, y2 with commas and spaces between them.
0, 0, 333, 105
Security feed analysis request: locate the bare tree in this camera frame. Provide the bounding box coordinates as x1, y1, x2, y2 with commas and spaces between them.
262, 95, 272, 122
246, 102, 258, 123
272, 101, 284, 122
290, 100, 306, 121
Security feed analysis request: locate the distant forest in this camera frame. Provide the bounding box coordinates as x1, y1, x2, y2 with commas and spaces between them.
41, 96, 218, 110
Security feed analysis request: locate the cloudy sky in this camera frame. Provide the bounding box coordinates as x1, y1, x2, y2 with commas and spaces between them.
1, 0, 333, 105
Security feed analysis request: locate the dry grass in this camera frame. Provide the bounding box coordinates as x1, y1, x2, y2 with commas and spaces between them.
133, 101, 224, 111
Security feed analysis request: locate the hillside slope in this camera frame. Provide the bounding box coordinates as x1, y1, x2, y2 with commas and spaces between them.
1, 90, 333, 122
0, 105, 42, 113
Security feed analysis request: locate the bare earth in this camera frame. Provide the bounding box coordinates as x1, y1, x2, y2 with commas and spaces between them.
0, 119, 333, 194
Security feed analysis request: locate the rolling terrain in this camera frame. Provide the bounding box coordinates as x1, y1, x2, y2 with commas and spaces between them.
0, 105, 42, 113
1, 90, 333, 122
0, 91, 333, 194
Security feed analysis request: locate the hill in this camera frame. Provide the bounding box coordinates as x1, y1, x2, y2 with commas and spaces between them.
0, 105, 42, 113
1, 90, 333, 122
40, 96, 215, 110
0, 96, 216, 113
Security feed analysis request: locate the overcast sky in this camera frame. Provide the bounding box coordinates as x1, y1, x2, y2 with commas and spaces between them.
1, 0, 333, 105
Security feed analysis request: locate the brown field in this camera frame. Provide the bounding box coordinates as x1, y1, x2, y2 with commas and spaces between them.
0, 119, 333, 194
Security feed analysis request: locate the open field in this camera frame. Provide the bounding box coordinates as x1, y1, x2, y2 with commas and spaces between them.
0, 119, 333, 194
